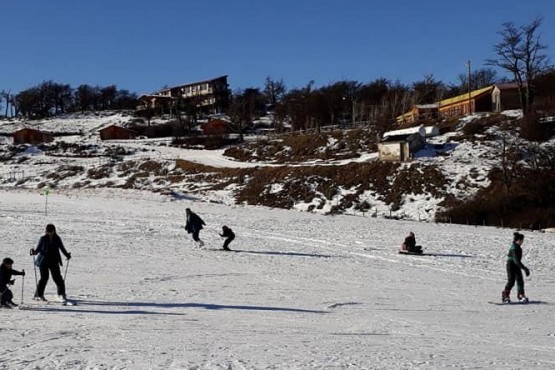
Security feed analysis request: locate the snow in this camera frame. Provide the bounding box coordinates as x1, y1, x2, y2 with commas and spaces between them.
1, 110, 555, 368
1, 188, 555, 369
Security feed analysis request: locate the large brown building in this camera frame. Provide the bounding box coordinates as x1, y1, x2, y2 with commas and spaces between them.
12, 128, 54, 144
396, 84, 524, 123
137, 75, 230, 116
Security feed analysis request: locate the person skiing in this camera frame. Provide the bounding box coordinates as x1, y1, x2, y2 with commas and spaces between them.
0, 258, 25, 308
30, 224, 72, 302
185, 208, 206, 247
219, 225, 235, 251
401, 232, 422, 253
502, 232, 530, 303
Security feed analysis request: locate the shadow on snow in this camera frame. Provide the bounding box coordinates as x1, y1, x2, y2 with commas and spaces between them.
233, 249, 334, 258
26, 300, 328, 315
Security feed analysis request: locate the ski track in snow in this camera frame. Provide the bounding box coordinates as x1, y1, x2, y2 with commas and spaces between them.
1, 188, 555, 369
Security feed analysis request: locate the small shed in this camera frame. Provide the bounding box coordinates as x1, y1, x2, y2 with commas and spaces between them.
379, 126, 426, 162
201, 119, 234, 136
99, 125, 136, 140
12, 128, 54, 144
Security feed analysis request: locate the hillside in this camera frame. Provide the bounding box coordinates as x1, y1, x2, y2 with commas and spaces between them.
1, 110, 554, 229
1, 189, 555, 369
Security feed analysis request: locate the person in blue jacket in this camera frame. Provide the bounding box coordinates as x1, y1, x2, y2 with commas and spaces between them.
185, 208, 206, 247
30, 224, 71, 302
502, 232, 530, 303
0, 258, 25, 308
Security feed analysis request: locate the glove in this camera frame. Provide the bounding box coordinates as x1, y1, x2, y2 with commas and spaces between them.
66, 253, 72, 260
30, 248, 36, 256
9, 279, 14, 285
21, 270, 25, 276
524, 267, 530, 277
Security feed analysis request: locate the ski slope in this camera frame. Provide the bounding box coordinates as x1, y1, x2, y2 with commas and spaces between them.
1, 188, 554, 369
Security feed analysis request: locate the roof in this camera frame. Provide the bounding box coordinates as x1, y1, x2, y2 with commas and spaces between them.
156, 75, 228, 94
415, 104, 439, 109
438, 85, 494, 107
494, 82, 526, 90
383, 125, 426, 138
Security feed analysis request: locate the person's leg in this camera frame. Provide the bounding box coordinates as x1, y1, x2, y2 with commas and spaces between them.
503, 263, 516, 301
36, 263, 51, 299
223, 235, 234, 250
1, 288, 12, 305
192, 230, 200, 242
50, 263, 66, 298
515, 269, 525, 299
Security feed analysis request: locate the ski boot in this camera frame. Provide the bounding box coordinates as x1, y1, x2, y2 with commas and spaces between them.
517, 292, 528, 303
502, 290, 511, 303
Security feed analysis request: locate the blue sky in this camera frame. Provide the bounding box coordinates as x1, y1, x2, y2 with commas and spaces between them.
1, 0, 554, 95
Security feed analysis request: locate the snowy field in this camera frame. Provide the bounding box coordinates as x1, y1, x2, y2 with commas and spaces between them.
1, 189, 555, 369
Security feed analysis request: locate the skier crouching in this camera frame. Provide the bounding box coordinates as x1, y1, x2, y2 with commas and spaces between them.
502, 232, 530, 303
219, 226, 235, 251
0, 258, 25, 308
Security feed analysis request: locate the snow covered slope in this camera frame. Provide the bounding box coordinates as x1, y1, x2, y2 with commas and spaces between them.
1, 189, 554, 369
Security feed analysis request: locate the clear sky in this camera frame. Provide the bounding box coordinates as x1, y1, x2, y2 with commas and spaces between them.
1, 0, 554, 95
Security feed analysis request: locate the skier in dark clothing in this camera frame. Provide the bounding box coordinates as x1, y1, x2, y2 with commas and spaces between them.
30, 224, 71, 302
219, 226, 235, 251
0, 258, 25, 308
401, 232, 422, 253
502, 232, 530, 303
185, 208, 206, 247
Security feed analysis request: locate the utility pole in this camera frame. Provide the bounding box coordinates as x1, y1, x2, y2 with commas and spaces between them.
466, 60, 472, 114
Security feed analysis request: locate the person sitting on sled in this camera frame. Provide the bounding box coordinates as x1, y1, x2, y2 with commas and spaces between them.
401, 232, 422, 253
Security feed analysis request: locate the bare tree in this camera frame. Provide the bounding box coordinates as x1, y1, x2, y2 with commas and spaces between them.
487, 17, 550, 112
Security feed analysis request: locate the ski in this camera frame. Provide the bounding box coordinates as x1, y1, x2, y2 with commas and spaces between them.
488, 300, 547, 306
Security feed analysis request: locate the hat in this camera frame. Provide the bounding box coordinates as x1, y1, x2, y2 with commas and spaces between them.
2, 257, 14, 265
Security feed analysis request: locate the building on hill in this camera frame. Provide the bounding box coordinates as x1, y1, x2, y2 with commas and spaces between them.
492, 83, 524, 112
136, 75, 230, 117
396, 84, 524, 122
201, 119, 234, 136
99, 125, 136, 140
438, 86, 494, 118
378, 125, 426, 162
12, 128, 54, 144
396, 104, 439, 124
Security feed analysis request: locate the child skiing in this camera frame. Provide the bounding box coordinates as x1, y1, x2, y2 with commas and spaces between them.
502, 232, 530, 303
219, 226, 235, 251
185, 208, 206, 247
0, 258, 25, 308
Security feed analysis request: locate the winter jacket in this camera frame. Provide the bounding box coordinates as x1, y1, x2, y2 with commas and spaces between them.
507, 242, 527, 270
185, 212, 205, 234
0, 264, 24, 292
34, 234, 70, 267
403, 235, 416, 251
220, 227, 235, 238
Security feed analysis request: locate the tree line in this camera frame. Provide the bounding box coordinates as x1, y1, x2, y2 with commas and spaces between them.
228, 17, 552, 135
1, 17, 552, 134
0, 81, 137, 118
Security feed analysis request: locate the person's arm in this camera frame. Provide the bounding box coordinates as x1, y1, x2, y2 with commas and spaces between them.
32, 237, 44, 255
508, 248, 528, 271
12, 269, 25, 276
57, 236, 71, 260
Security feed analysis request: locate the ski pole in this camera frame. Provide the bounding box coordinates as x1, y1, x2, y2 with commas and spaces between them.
64, 258, 70, 282
31, 250, 38, 298
21, 273, 25, 306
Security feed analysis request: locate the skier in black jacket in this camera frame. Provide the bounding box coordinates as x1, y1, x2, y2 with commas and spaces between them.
0, 258, 25, 308
219, 226, 235, 251
502, 232, 530, 303
185, 208, 206, 247
30, 224, 71, 302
